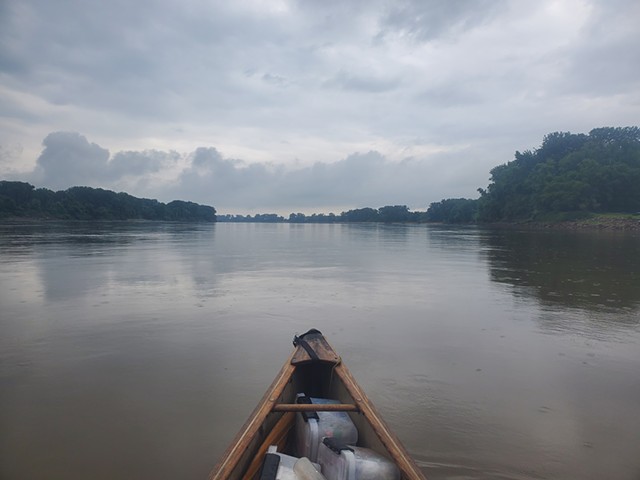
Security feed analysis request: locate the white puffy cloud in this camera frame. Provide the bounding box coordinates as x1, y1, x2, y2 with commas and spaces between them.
27, 132, 181, 193
30, 132, 110, 190
18, 132, 486, 213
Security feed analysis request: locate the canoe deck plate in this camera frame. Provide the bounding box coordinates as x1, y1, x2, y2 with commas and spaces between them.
291, 332, 341, 365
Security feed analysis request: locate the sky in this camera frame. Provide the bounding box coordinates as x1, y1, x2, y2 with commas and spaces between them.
1, 0, 639, 214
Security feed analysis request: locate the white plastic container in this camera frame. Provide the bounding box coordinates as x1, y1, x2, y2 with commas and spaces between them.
261, 446, 323, 480
295, 395, 359, 463
316, 439, 400, 480
294, 457, 327, 480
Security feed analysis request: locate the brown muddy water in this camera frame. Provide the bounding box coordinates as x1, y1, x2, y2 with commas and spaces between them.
1, 222, 639, 480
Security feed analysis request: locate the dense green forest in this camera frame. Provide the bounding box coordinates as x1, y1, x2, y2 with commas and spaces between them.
422, 198, 478, 223
0, 181, 216, 221
218, 205, 428, 223
428, 126, 640, 223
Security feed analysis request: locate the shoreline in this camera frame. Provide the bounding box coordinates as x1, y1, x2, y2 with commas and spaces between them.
2, 215, 639, 230
496, 216, 640, 231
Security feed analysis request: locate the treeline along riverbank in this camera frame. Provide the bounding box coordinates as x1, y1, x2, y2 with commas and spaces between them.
0, 181, 216, 222
221, 127, 640, 227
217, 205, 428, 224
429, 126, 640, 224
3, 126, 638, 227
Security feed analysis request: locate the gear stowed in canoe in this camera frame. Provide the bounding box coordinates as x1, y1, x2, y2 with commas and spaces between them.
208, 329, 427, 480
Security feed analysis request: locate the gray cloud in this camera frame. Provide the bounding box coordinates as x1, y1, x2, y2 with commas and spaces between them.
173, 147, 487, 212
170, 148, 456, 211
1, 0, 639, 206
109, 150, 179, 178
379, 0, 506, 41
31, 132, 110, 190
0, 143, 23, 168
416, 82, 484, 108
559, 1, 640, 97
21, 132, 485, 212
325, 70, 401, 93
28, 132, 180, 192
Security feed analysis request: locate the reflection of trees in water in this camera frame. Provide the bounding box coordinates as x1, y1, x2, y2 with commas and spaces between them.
482, 229, 640, 318
0, 221, 209, 253
426, 225, 484, 251
0, 222, 218, 301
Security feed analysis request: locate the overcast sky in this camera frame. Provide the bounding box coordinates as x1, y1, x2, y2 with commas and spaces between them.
1, 0, 639, 214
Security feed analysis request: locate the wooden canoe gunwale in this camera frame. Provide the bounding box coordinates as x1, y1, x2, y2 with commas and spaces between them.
207, 350, 297, 480
208, 332, 427, 480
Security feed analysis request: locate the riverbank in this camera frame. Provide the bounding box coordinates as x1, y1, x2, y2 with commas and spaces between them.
522, 214, 640, 231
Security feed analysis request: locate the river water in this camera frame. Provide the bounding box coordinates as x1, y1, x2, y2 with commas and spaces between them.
1, 222, 639, 480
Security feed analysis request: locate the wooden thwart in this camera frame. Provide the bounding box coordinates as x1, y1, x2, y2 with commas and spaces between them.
272, 403, 359, 413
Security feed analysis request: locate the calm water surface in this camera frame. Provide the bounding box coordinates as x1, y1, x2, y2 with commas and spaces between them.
1, 222, 639, 480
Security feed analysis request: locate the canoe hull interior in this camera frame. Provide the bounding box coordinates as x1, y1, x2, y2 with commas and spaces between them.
208, 331, 426, 480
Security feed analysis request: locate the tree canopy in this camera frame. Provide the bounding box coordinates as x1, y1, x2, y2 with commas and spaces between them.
0, 182, 216, 222
220, 206, 428, 223
287, 206, 427, 223
424, 198, 478, 223
475, 127, 640, 222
